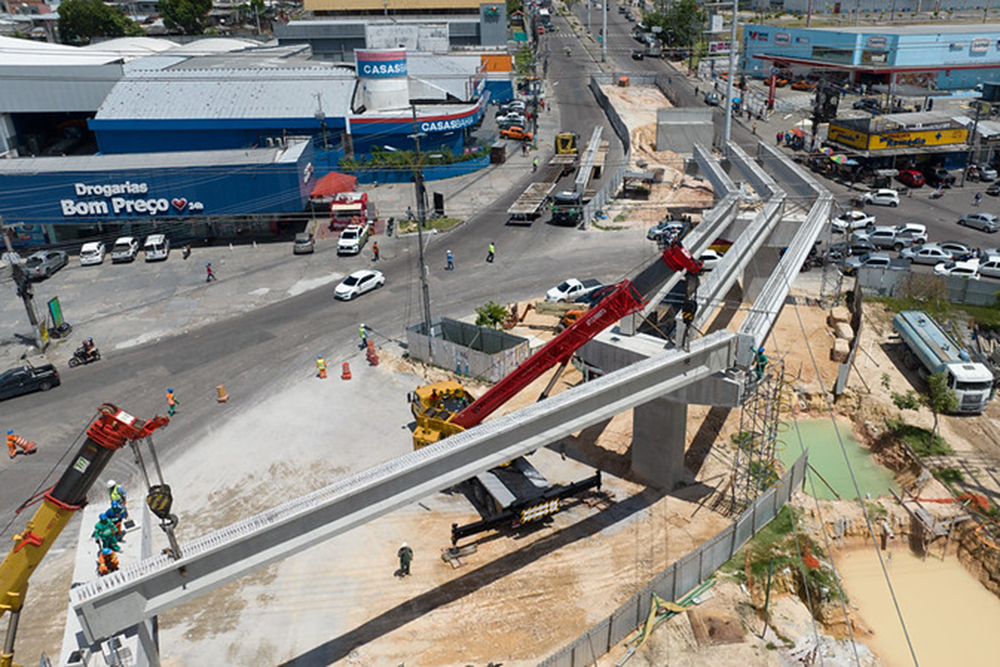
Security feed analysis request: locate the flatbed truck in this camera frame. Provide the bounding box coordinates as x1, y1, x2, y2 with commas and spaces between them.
507, 182, 557, 224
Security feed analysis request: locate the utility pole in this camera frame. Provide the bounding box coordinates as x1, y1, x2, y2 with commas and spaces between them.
1, 216, 45, 350
601, 0, 607, 63
409, 107, 434, 341
722, 1, 738, 148
960, 101, 985, 188
587, 0, 591, 34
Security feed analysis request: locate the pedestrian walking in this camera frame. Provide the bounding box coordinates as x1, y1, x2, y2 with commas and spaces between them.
372, 241, 380, 261
752, 121, 758, 135
359, 323, 369, 349
776, 131, 783, 146
694, 86, 699, 97
316, 355, 327, 379
166, 388, 179, 416
975, 192, 983, 206
406, 205, 414, 221
205, 263, 217, 282
532, 157, 538, 173
486, 242, 495, 263
446, 249, 455, 271
522, 142, 529, 156
397, 542, 414, 576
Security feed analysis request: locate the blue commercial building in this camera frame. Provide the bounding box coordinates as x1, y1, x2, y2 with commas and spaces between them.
0, 141, 315, 246
741, 23, 1000, 91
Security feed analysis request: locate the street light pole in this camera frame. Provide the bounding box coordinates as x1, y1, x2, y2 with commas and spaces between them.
601, 1, 607, 63
409, 106, 434, 341
722, 0, 738, 148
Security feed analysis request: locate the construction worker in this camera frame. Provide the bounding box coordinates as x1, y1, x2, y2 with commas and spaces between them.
107, 480, 127, 507
6, 430, 35, 459
755, 347, 768, 381
372, 241, 380, 261
446, 249, 455, 271
316, 354, 327, 379
486, 242, 495, 263
532, 157, 538, 173
397, 542, 413, 577
359, 324, 369, 349
97, 547, 119, 576
166, 388, 179, 416
107, 500, 128, 538
92, 513, 121, 552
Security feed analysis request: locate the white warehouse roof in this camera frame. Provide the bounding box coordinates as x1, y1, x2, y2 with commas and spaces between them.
94, 68, 357, 120
0, 35, 123, 66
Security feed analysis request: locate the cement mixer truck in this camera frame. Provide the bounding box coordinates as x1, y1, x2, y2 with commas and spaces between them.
892, 310, 994, 414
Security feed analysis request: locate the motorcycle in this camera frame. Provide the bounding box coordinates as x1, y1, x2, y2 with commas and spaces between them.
930, 188, 944, 199
69, 345, 101, 368
182, 245, 192, 259
800, 254, 825, 272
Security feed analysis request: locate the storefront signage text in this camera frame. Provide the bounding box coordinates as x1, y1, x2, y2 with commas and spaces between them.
419, 114, 478, 132
60, 181, 204, 218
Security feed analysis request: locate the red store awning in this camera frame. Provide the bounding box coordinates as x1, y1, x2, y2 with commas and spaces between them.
310, 171, 358, 199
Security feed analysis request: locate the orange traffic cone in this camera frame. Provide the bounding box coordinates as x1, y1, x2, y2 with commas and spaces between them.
342, 362, 352, 380
216, 384, 230, 403
366, 340, 380, 366
14, 437, 36, 456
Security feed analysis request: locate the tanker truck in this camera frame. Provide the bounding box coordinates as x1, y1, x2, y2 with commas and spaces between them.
892, 310, 994, 414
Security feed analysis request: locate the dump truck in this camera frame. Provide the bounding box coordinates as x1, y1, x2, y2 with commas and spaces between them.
892, 310, 994, 414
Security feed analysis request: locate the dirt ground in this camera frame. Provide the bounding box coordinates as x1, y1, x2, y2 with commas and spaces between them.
599, 84, 715, 228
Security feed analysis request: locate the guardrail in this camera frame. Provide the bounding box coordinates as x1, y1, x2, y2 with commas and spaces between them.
538, 451, 808, 667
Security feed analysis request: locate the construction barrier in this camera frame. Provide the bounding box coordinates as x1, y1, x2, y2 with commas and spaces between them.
216, 384, 230, 403
537, 452, 808, 667
341, 362, 352, 380
366, 340, 379, 366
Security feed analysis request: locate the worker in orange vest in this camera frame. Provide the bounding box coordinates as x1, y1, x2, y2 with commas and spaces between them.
166, 388, 179, 416
7, 430, 35, 459
97, 547, 119, 576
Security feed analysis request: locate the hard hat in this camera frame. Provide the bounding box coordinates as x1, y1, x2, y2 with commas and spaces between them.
111, 501, 121, 509
167, 388, 173, 393
107, 480, 116, 488
758, 347, 765, 353
102, 547, 112, 556
206, 263, 211, 267
361, 323, 366, 328
401, 542, 408, 548
100, 512, 109, 520
6, 430, 12, 435
317, 354, 323, 359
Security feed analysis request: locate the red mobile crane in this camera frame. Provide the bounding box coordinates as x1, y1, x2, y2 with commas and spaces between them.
0, 405, 169, 667
408, 242, 703, 544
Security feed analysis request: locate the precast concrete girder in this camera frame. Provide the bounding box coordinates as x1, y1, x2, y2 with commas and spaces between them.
727, 141, 780, 200
71, 331, 738, 644
693, 143, 736, 196
575, 126, 604, 195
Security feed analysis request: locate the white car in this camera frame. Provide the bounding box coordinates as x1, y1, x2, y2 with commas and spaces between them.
698, 249, 725, 271
933, 258, 980, 279
976, 164, 998, 181
831, 210, 876, 233
110, 236, 139, 263
334, 269, 385, 300
979, 255, 1000, 278
899, 243, 955, 265
861, 189, 900, 207
79, 241, 106, 266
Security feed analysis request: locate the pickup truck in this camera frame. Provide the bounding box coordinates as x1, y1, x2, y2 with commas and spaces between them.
337, 222, 371, 255
546, 278, 603, 303
0, 364, 61, 400
851, 224, 927, 251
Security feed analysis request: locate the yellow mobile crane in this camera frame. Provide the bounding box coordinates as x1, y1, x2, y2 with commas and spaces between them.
0, 404, 169, 667
555, 132, 579, 155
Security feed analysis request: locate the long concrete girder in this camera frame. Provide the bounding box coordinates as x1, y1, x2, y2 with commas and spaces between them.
575, 126, 604, 195
71, 331, 738, 643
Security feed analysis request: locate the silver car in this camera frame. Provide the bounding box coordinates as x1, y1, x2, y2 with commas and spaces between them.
25, 250, 68, 280
959, 212, 999, 233
899, 243, 954, 265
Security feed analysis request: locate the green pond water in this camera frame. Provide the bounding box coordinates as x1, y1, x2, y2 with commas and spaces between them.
776, 419, 898, 501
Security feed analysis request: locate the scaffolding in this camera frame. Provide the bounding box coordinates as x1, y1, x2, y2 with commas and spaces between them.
730, 360, 785, 515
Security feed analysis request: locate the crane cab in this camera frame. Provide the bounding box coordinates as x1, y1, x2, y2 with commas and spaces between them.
409, 380, 476, 449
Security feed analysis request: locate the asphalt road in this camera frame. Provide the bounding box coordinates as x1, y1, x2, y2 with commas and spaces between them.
0, 41, 651, 541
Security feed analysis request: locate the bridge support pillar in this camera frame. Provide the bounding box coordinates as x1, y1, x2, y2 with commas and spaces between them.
741, 246, 782, 302
631, 398, 687, 490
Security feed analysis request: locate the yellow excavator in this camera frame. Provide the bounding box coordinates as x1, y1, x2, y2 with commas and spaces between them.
0, 404, 169, 667
555, 132, 579, 155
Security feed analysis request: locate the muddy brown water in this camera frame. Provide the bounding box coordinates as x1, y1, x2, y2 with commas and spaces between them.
838, 546, 1000, 667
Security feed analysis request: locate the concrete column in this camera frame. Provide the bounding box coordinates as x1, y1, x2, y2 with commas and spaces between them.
631, 398, 687, 490
741, 246, 782, 303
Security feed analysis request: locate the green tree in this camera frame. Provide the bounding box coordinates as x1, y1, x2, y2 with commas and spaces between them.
644, 0, 704, 48
57, 0, 144, 44
926, 371, 959, 448
891, 389, 922, 413
475, 301, 509, 329
159, 0, 212, 35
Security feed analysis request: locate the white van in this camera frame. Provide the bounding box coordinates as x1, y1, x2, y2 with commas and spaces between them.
143, 234, 170, 261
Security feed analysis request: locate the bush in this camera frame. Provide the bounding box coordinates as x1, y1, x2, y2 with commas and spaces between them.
888, 420, 952, 456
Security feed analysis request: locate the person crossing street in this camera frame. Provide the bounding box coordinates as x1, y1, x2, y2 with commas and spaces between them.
397, 542, 413, 577
486, 242, 495, 263
372, 241, 380, 261
205, 263, 217, 282
166, 388, 179, 416
446, 249, 455, 271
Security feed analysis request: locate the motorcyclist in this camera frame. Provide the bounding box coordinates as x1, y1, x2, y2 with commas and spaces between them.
80, 337, 97, 361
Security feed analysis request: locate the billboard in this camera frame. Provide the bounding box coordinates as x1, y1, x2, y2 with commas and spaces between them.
355, 49, 408, 79
709, 41, 731, 55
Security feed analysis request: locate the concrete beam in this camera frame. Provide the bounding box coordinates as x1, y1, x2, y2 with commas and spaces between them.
71, 332, 737, 643
728, 140, 779, 200
693, 143, 736, 197
575, 126, 603, 196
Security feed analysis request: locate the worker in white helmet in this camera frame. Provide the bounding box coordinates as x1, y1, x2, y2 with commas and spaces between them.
107, 479, 127, 507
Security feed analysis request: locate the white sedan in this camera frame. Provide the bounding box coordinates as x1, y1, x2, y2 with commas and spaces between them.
861, 189, 900, 207
334, 269, 385, 300
831, 210, 875, 233
698, 249, 725, 271
933, 259, 980, 279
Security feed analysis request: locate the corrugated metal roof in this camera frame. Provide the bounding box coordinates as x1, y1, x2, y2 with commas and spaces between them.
407, 52, 481, 102
94, 68, 356, 120
81, 37, 181, 58
0, 141, 308, 174
0, 35, 121, 66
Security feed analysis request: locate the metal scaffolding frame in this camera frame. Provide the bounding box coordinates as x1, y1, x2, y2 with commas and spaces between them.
730, 360, 785, 515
